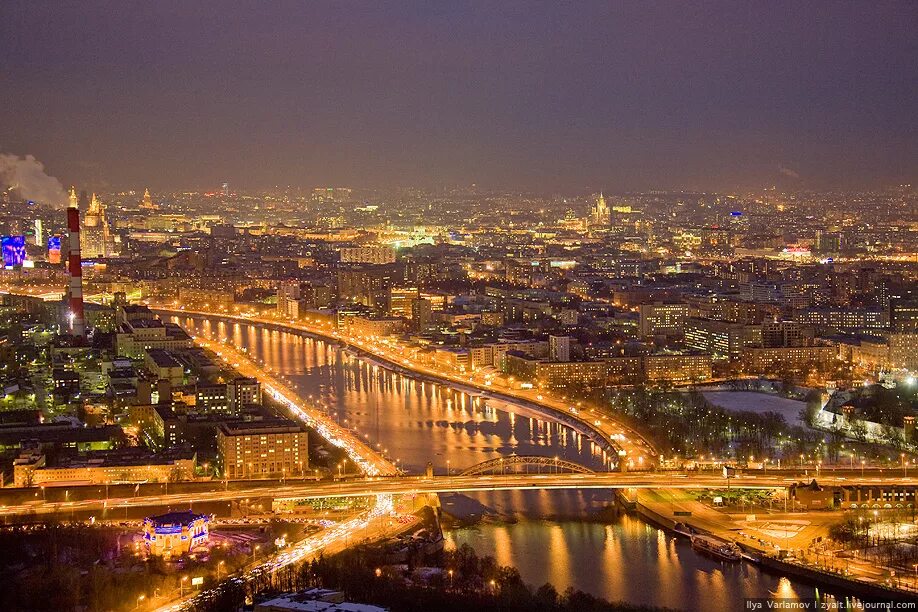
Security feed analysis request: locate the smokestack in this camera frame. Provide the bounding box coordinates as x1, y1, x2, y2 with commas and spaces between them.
67, 203, 85, 339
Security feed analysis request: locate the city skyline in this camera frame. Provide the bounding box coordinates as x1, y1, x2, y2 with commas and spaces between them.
1, 1, 917, 192
0, 4, 916, 611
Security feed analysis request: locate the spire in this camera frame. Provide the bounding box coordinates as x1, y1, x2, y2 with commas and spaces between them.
68, 186, 78, 208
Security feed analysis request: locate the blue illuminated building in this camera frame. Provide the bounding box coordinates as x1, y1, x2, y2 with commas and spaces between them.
2, 235, 27, 267
143, 510, 209, 556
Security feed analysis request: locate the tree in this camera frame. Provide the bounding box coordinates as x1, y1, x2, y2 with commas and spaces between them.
850, 418, 868, 443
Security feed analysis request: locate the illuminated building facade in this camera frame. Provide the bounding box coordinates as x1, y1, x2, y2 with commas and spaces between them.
888, 334, 918, 371
505, 351, 607, 389
549, 335, 571, 362
1, 235, 26, 267
217, 419, 308, 479
348, 315, 405, 338
643, 353, 713, 383
140, 187, 158, 210
227, 377, 262, 412
590, 192, 610, 227
684, 318, 761, 360
639, 302, 689, 337
13, 450, 196, 487
116, 318, 194, 358
340, 245, 396, 264
143, 511, 209, 557
47, 235, 61, 264
388, 286, 419, 317
740, 345, 838, 377
81, 193, 112, 258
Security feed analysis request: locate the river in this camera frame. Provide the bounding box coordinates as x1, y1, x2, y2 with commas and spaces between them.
170, 314, 856, 609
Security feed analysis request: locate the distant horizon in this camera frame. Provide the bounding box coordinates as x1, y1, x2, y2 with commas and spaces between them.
5, 167, 915, 203
2, 2, 916, 194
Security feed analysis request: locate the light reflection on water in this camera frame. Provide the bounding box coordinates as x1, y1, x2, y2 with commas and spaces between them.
173, 315, 854, 609
444, 505, 823, 611
174, 315, 609, 473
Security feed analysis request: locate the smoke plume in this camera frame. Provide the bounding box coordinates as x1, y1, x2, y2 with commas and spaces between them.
0, 152, 68, 206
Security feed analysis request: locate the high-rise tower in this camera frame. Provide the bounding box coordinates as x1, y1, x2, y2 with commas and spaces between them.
82, 193, 110, 258
590, 192, 611, 227
66, 190, 86, 339
140, 187, 158, 210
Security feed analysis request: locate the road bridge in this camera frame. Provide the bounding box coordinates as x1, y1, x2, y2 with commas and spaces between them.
3, 472, 913, 521
459, 455, 595, 476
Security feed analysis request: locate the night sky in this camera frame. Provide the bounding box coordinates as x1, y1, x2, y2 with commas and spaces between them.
1, 1, 916, 192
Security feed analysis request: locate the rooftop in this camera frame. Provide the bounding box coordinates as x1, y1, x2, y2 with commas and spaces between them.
145, 510, 208, 527
218, 418, 303, 436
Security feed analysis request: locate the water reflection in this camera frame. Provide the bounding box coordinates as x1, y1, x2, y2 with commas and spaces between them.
445, 509, 831, 610
172, 315, 851, 609
173, 315, 607, 473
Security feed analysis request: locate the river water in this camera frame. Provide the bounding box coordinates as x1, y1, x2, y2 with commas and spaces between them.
171, 315, 855, 610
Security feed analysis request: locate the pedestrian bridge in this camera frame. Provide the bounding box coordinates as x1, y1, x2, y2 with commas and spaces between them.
459, 455, 595, 476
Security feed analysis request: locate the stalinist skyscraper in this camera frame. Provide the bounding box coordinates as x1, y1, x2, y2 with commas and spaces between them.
590, 192, 611, 227
81, 193, 111, 258
140, 187, 158, 210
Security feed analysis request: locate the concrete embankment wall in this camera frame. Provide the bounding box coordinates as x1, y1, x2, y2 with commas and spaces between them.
758, 556, 918, 602
162, 310, 622, 461
624, 491, 918, 603
631, 497, 679, 532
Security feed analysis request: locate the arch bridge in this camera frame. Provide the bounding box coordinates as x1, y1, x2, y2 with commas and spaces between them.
459, 455, 596, 476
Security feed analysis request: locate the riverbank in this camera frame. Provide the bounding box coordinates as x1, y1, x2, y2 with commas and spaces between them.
440, 493, 836, 611
627, 489, 918, 602
153, 307, 653, 467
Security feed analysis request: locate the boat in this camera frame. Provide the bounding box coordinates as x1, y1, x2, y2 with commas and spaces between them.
691, 534, 742, 562
673, 522, 694, 538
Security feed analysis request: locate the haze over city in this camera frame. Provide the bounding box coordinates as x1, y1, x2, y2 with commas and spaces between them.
0, 3, 917, 612
2, 1, 917, 192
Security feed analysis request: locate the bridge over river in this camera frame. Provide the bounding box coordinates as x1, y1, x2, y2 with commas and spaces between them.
3, 466, 908, 521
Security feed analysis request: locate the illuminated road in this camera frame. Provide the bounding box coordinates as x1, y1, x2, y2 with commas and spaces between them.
152, 306, 656, 467
4, 472, 915, 519
191, 334, 397, 477
154, 495, 404, 612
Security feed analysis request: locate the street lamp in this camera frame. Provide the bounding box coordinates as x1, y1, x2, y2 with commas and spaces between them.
180, 575, 188, 597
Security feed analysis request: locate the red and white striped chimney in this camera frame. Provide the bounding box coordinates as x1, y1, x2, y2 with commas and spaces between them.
67, 204, 86, 339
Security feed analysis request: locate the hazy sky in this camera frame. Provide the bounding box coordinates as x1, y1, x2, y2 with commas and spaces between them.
1, 1, 916, 193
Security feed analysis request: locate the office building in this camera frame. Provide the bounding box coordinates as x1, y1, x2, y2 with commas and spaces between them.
227, 377, 262, 412
340, 245, 396, 265
639, 302, 689, 337
549, 335, 571, 362
217, 419, 308, 479
643, 353, 712, 384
